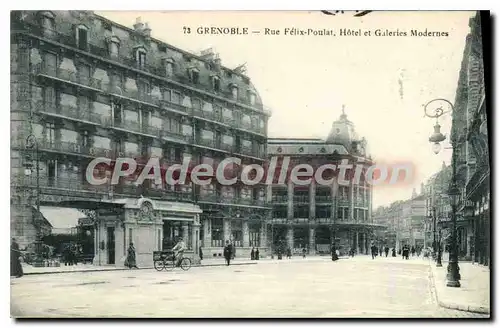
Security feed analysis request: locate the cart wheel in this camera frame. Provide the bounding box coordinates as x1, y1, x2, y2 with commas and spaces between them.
164, 260, 176, 271
154, 260, 165, 271
180, 258, 191, 271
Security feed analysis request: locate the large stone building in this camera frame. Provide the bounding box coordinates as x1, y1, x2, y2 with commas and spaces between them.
449, 11, 489, 266
267, 109, 383, 256
11, 11, 271, 266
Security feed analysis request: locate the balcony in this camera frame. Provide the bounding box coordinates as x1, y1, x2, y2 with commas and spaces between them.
193, 109, 220, 122
161, 130, 192, 144
219, 143, 234, 152
102, 83, 160, 108
110, 119, 160, 138
36, 101, 104, 126
315, 195, 332, 203
293, 195, 310, 204
197, 138, 218, 149
159, 100, 191, 115
11, 175, 110, 196
272, 195, 288, 203
33, 64, 102, 91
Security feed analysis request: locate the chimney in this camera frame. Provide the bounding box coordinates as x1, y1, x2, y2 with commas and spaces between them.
133, 17, 144, 32
214, 54, 221, 69
143, 22, 152, 37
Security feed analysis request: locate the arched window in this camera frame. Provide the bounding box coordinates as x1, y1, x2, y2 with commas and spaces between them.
212, 75, 221, 92
188, 67, 200, 84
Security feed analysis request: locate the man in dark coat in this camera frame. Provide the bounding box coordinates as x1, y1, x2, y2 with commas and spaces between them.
223, 240, 232, 266
251, 247, 255, 260
384, 246, 389, 257
370, 244, 377, 259
331, 243, 339, 261
199, 246, 203, 261
11, 238, 23, 278
255, 248, 260, 260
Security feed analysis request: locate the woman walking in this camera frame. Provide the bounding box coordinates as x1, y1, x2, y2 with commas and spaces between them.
11, 238, 23, 278
125, 242, 139, 269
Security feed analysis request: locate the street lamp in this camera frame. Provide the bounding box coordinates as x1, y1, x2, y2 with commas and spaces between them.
24, 134, 44, 267
424, 98, 460, 287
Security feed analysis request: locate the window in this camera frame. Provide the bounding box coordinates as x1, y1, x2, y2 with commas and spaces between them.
189, 69, 200, 84
79, 64, 91, 85
231, 85, 238, 100
201, 129, 214, 141
192, 98, 202, 110
222, 135, 234, 145
113, 103, 123, 124
108, 36, 120, 57
293, 205, 309, 218
213, 76, 221, 92
316, 206, 331, 219
76, 26, 89, 50
248, 90, 256, 105
171, 91, 181, 104
81, 131, 90, 148
136, 49, 146, 68
273, 206, 287, 218
45, 123, 56, 145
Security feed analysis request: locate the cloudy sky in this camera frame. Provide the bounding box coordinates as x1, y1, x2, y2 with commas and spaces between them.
98, 11, 474, 208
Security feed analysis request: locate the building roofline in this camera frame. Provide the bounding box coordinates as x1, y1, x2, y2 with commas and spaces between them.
93, 12, 250, 80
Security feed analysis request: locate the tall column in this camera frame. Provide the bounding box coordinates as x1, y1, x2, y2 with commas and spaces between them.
203, 218, 211, 248
182, 223, 189, 244
223, 218, 231, 243
356, 231, 360, 254
308, 226, 316, 254
242, 220, 250, 247
192, 222, 200, 256
287, 226, 294, 250
309, 180, 316, 219
259, 222, 266, 248
287, 181, 294, 219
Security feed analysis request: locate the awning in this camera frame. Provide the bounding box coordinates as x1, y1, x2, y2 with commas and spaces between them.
162, 217, 194, 222
36, 206, 87, 234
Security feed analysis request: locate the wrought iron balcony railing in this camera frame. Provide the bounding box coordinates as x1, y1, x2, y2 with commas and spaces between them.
293, 195, 310, 203
315, 195, 332, 203
33, 63, 103, 90
36, 101, 105, 126
271, 195, 289, 202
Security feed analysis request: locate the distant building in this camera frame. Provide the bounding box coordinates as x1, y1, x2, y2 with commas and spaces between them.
267, 107, 384, 256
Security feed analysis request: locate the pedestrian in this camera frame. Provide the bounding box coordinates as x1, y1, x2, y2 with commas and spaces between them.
411, 246, 416, 257
255, 248, 260, 260
370, 244, 377, 259
286, 247, 292, 259
302, 247, 307, 258
199, 246, 203, 261
11, 238, 23, 278
391, 248, 396, 257
331, 243, 339, 261
384, 246, 389, 257
223, 240, 232, 266
125, 242, 138, 269
379, 247, 383, 257
251, 247, 255, 260
403, 245, 410, 260
231, 243, 236, 260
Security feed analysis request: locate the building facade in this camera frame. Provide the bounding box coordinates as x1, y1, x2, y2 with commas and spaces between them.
266, 109, 383, 256
11, 11, 271, 266
423, 162, 452, 251
449, 12, 490, 266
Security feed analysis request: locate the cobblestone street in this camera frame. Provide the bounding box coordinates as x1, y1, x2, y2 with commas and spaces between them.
10, 256, 489, 318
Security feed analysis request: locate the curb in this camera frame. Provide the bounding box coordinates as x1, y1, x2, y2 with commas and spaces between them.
22, 261, 256, 276
428, 260, 490, 315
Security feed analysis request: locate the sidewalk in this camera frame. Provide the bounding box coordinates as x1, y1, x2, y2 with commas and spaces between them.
21, 258, 256, 275
429, 255, 490, 314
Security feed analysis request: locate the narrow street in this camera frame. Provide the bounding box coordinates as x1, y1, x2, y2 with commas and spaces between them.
11, 256, 488, 318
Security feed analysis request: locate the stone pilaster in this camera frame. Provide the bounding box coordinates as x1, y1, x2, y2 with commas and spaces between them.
356, 231, 360, 254
223, 218, 231, 242
242, 220, 250, 247
308, 226, 316, 254
309, 179, 316, 219
287, 226, 294, 249
182, 223, 189, 245
349, 180, 354, 221
259, 223, 266, 248
203, 217, 211, 248
287, 181, 294, 219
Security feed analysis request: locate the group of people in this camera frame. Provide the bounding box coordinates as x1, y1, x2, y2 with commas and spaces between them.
399, 245, 421, 260
370, 244, 397, 259
250, 247, 261, 260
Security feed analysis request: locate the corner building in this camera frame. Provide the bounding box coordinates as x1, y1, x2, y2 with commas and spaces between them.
11, 11, 271, 266
267, 109, 384, 255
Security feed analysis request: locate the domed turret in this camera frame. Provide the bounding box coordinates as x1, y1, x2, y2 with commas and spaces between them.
325, 105, 359, 151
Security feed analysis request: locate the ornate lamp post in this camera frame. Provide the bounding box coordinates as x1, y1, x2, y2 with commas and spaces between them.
24, 134, 44, 267
424, 98, 460, 287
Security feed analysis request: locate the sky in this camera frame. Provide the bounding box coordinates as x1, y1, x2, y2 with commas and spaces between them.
98, 11, 475, 209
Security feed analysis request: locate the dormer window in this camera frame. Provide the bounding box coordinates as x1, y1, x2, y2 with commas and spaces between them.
164, 58, 174, 77
39, 11, 55, 36
212, 76, 221, 92
135, 47, 147, 68
188, 68, 200, 84
107, 35, 120, 58
75, 25, 89, 50
230, 83, 238, 100
247, 89, 256, 105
